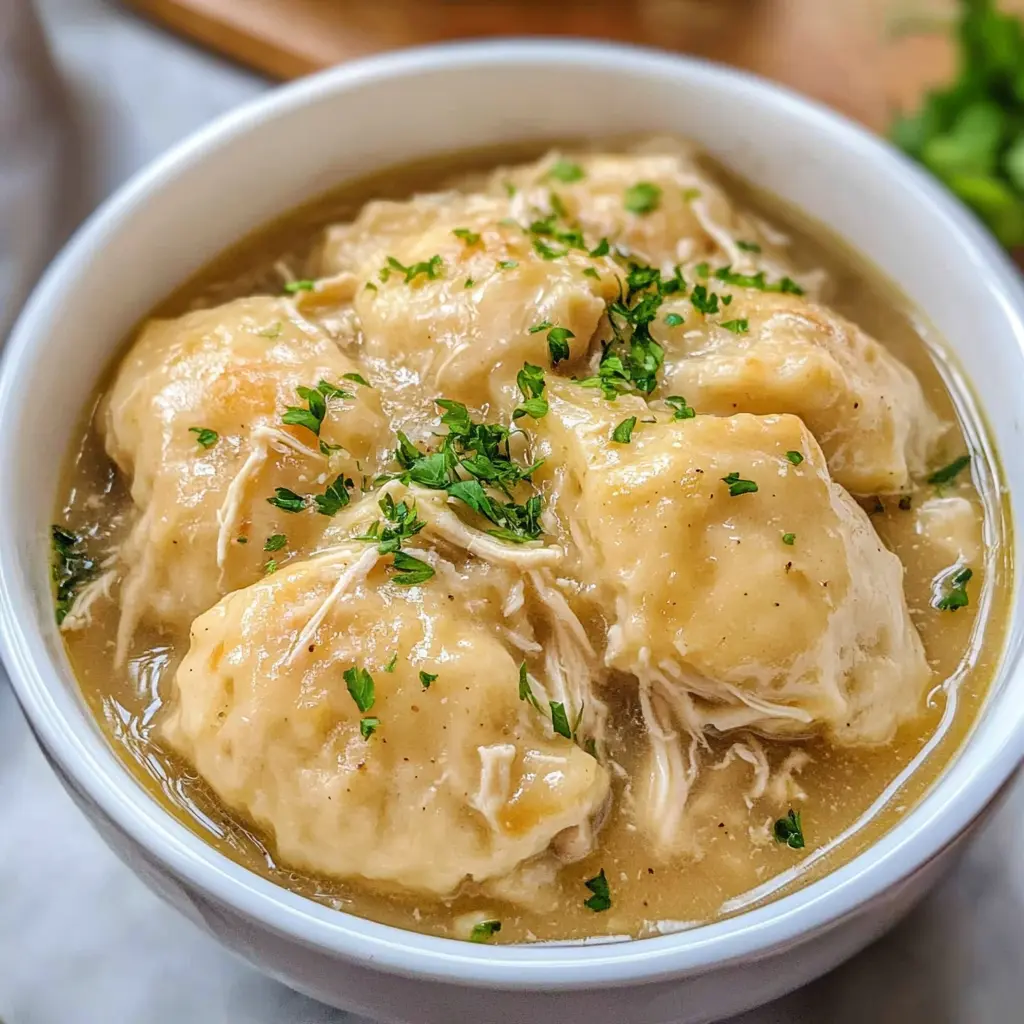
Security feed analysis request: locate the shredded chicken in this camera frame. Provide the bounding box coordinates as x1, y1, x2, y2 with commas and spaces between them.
60, 568, 119, 633
471, 743, 516, 832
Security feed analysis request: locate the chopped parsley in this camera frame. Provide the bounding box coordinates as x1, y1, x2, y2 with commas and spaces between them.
785, 450, 804, 466
344, 665, 375, 713
583, 868, 612, 912
664, 312, 684, 327
282, 380, 351, 437
722, 472, 758, 496
582, 267, 601, 280
782, 533, 796, 546
452, 227, 481, 245
546, 327, 575, 365
927, 454, 971, 486
267, 487, 307, 513
342, 371, 371, 387
464, 277, 474, 288
690, 283, 720, 316
312, 475, 352, 516
359, 717, 380, 740
470, 920, 502, 942
384, 653, 398, 673
720, 318, 750, 334
624, 181, 662, 215
774, 808, 805, 849
356, 493, 426, 554
589, 237, 610, 257
419, 670, 438, 689
513, 363, 549, 421
936, 566, 973, 611
713, 265, 805, 295
283, 279, 315, 293
51, 525, 95, 624
236, 537, 248, 544
496, 259, 518, 270
550, 701, 573, 739
189, 427, 219, 449
612, 416, 637, 444
665, 395, 696, 420
737, 240, 762, 253
379, 254, 444, 284
389, 550, 435, 586
518, 662, 542, 711
694, 261, 710, 279
264, 559, 278, 574
547, 158, 585, 183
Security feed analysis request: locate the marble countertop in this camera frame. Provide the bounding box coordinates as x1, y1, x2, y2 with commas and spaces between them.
1, 2, 1022, 1021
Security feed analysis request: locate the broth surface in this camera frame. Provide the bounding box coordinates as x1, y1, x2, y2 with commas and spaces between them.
56, 140, 1010, 943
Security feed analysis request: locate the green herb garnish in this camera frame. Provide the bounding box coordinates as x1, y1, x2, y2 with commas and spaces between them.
583, 868, 612, 912
379, 254, 444, 284
519, 662, 542, 711
721, 318, 750, 334
389, 550, 435, 586
737, 240, 762, 253
690, 284, 720, 316
452, 227, 480, 245
51, 525, 95, 624
267, 488, 307, 513
927, 454, 971, 486
936, 566, 973, 611
513, 363, 549, 421
665, 395, 696, 420
419, 670, 438, 689
342, 372, 371, 387
344, 666, 375, 713
359, 717, 380, 740
713, 266, 805, 295
773, 808, 805, 849
547, 158, 585, 183
384, 653, 398, 673
782, 533, 796, 546
497, 259, 518, 270
313, 475, 353, 516
470, 920, 502, 942
664, 312, 684, 326
284, 279, 315, 293
785, 450, 804, 466
189, 427, 219, 449
612, 416, 637, 444
722, 472, 758, 496
550, 701, 573, 739
624, 181, 662, 215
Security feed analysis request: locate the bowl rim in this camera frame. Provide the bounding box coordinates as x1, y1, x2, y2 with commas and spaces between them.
2, 37, 1024, 991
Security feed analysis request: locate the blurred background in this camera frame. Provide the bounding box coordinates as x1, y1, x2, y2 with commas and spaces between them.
1, 1, 1023, 1022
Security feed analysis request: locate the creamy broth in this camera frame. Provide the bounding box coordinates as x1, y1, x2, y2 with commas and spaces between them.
55, 139, 1009, 943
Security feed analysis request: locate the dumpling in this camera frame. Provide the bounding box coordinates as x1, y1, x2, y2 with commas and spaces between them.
534, 382, 930, 747
160, 542, 610, 899
101, 296, 388, 654
491, 138, 803, 273
653, 288, 944, 494
317, 190, 620, 415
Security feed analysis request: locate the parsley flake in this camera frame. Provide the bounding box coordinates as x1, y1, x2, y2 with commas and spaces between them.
665, 395, 696, 420
513, 363, 548, 421
785, 450, 804, 466
264, 559, 278, 574
690, 284, 720, 316
782, 532, 796, 546
936, 566, 973, 611
342, 372, 371, 387
267, 488, 306, 513
189, 427, 219, 449
344, 666, 375, 713
519, 662, 543, 712
419, 670, 438, 689
550, 701, 573, 739
314, 475, 353, 516
737, 240, 762, 253
720, 318, 750, 334
589, 237, 611, 257
547, 158, 585, 183
284, 279, 315, 293
664, 312, 684, 327
774, 809, 805, 849
470, 920, 502, 942
452, 227, 480, 245
722, 472, 758, 496
714, 265, 805, 295
390, 551, 435, 587
379, 254, 444, 284
583, 868, 612, 912
927, 454, 971, 486
624, 181, 662, 215
384, 653, 398, 673
545, 326, 575, 366
612, 416, 637, 444
51, 526, 95, 624
497, 259, 518, 270
359, 717, 380, 740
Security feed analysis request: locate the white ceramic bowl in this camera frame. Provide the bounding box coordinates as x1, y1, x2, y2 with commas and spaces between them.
1, 40, 1023, 1024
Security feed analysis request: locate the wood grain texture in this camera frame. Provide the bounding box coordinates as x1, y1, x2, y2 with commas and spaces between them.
119, 0, 971, 130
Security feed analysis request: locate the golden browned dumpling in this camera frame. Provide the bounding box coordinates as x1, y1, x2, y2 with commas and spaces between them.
161, 543, 610, 899
651, 288, 943, 495
536, 382, 930, 746
101, 297, 388, 656
317, 190, 620, 415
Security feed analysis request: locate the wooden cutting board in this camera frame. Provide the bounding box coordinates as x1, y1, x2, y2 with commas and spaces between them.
121, 0, 966, 131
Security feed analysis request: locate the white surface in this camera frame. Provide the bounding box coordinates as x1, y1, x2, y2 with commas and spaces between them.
0, 2, 1022, 1021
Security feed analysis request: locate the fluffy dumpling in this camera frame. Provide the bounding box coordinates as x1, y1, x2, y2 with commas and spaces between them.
101, 296, 388, 652
491, 138, 802, 273
535, 382, 930, 747
653, 288, 944, 495
160, 543, 610, 899
317, 190, 620, 415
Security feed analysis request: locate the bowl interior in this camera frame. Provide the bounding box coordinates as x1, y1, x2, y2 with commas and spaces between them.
1, 41, 1023, 986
